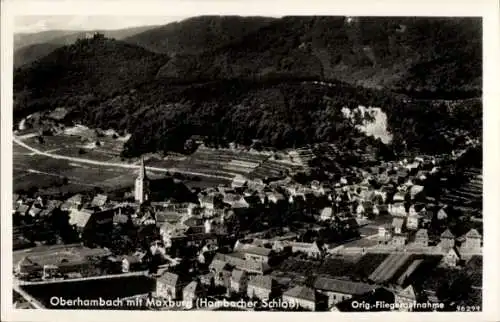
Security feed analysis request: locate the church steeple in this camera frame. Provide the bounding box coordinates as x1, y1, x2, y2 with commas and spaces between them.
139, 156, 147, 179
135, 156, 149, 204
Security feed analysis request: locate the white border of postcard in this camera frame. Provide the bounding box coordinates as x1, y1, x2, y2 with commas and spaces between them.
2, 0, 500, 321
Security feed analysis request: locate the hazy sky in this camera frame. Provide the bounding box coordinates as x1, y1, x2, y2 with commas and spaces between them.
15, 15, 186, 33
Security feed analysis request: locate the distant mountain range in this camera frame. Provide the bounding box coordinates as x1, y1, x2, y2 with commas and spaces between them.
14, 25, 160, 67
123, 16, 276, 54
15, 16, 482, 92
13, 16, 482, 157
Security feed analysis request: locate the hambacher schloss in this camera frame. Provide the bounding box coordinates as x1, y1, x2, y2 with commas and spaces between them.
195, 298, 299, 309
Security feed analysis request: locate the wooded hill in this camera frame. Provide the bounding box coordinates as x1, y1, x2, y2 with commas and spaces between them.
14, 16, 482, 158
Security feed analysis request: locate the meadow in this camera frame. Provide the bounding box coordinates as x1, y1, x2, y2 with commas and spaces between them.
13, 131, 305, 196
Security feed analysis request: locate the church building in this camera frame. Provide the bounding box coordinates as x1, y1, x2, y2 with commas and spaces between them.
135, 157, 149, 204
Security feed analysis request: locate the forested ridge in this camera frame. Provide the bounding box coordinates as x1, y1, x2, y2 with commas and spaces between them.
13, 16, 482, 158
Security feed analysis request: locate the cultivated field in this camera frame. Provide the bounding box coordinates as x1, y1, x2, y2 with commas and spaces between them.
441, 167, 482, 217
13, 131, 307, 195
13, 141, 139, 194
13, 244, 109, 267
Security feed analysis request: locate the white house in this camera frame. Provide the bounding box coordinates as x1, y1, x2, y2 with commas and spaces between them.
441, 248, 460, 268
389, 203, 406, 217
320, 207, 334, 221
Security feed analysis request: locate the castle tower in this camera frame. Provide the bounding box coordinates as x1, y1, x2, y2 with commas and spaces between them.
134, 157, 149, 204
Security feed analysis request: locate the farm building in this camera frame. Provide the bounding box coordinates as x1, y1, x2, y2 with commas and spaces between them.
183, 281, 205, 306
413, 229, 429, 247
313, 276, 375, 307
439, 229, 455, 251
230, 269, 248, 294
156, 272, 183, 299
394, 285, 418, 311
282, 286, 316, 311
247, 275, 275, 301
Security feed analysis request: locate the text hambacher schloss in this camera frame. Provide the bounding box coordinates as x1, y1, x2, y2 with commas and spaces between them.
49, 296, 300, 310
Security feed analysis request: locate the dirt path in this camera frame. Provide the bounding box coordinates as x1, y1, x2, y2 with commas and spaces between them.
13, 136, 234, 180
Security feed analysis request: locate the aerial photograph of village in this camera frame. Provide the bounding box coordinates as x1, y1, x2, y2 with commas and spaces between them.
11, 15, 482, 312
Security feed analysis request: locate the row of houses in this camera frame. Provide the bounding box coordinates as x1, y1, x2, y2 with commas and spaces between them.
376, 224, 482, 254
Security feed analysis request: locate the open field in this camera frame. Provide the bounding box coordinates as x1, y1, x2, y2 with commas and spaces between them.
13, 142, 138, 194
441, 167, 482, 216
175, 147, 268, 178
55, 147, 119, 162
22, 135, 83, 152
13, 244, 108, 266
22, 134, 125, 159
14, 139, 230, 196
13, 131, 305, 195
173, 147, 305, 180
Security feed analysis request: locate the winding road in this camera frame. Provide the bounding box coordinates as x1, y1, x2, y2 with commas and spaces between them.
13, 136, 234, 180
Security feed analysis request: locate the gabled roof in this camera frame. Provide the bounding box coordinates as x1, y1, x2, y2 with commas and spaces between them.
39, 207, 56, 217
289, 241, 320, 250
200, 272, 214, 283
313, 277, 374, 295
398, 285, 417, 300
445, 247, 461, 259
320, 207, 333, 218
183, 281, 198, 294
29, 207, 42, 216
266, 191, 285, 200
248, 275, 273, 290
157, 272, 179, 286
283, 286, 316, 302
222, 253, 271, 274
66, 194, 83, 205
183, 217, 203, 227
441, 229, 455, 239
409, 185, 424, 197
18, 256, 39, 267
465, 229, 481, 239
47, 200, 63, 209
199, 194, 216, 205
69, 209, 94, 228
231, 269, 246, 282
232, 174, 248, 187
209, 258, 228, 272
236, 244, 272, 257
90, 194, 108, 208
16, 204, 30, 214
437, 208, 448, 219
223, 193, 243, 204
393, 191, 406, 201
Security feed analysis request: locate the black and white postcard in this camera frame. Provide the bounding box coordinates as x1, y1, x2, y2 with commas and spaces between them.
1, 0, 499, 321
